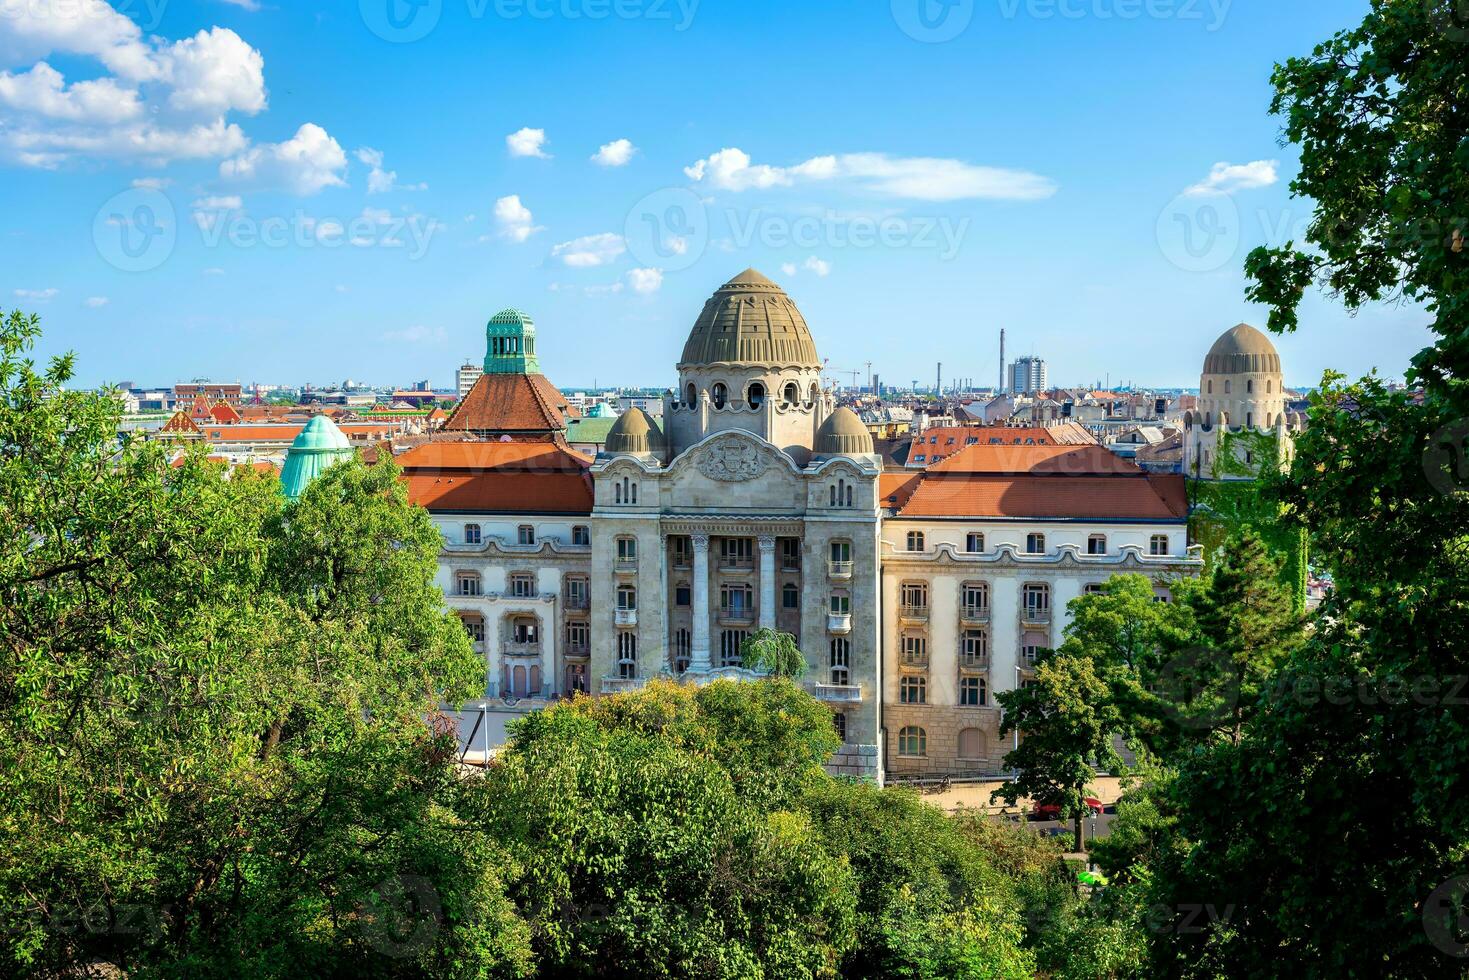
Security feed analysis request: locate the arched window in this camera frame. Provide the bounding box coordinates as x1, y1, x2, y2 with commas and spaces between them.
686, 382, 697, 407
845, 482, 853, 507
783, 382, 799, 405
746, 382, 765, 409
898, 726, 927, 757
1245, 412, 1253, 428
617, 632, 637, 679
958, 728, 985, 760
1224, 380, 1232, 394
711, 382, 728, 409
830, 485, 837, 507
1207, 380, 1213, 394
1246, 379, 1254, 393
808, 382, 819, 402
1267, 379, 1274, 393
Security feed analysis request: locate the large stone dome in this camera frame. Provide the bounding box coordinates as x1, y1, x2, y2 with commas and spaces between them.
814, 407, 874, 456
603, 407, 664, 456
679, 268, 821, 369
1204, 323, 1281, 375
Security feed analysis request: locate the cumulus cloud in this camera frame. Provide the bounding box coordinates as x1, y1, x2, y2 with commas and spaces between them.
493, 194, 542, 242
683, 147, 1057, 201
219, 122, 347, 195
14, 287, 58, 301
355, 146, 425, 193
1183, 160, 1279, 196
85, 296, 109, 308
160, 27, 267, 115
803, 256, 831, 276
506, 127, 549, 158
626, 267, 662, 293
132, 176, 171, 189
0, 64, 141, 123
551, 232, 625, 267
591, 138, 636, 167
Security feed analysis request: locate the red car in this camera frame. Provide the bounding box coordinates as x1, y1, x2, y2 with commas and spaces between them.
1031, 797, 1104, 820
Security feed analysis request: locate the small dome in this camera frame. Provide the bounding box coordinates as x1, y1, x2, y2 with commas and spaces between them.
586, 402, 617, 418
1204, 323, 1281, 375
679, 268, 821, 368
488, 308, 533, 328
281, 416, 354, 501
603, 407, 664, 455
814, 407, 874, 456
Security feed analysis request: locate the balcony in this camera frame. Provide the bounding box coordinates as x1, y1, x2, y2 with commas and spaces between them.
718, 608, 756, 627
614, 608, 637, 627
1021, 606, 1052, 625
600, 677, 641, 694
718, 559, 754, 574
828, 612, 852, 633
899, 651, 929, 669
959, 605, 990, 625
810, 683, 863, 703
959, 653, 990, 671
564, 643, 590, 660
502, 641, 542, 658
898, 604, 930, 624
613, 558, 638, 574
563, 594, 590, 611
781, 558, 801, 573
828, 560, 853, 580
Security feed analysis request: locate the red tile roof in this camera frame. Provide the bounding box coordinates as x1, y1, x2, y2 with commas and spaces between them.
398, 440, 594, 515
441, 373, 575, 434
927, 443, 1139, 475
208, 400, 242, 424
880, 471, 922, 508
898, 474, 1187, 521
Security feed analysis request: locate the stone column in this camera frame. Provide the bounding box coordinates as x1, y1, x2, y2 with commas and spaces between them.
758, 534, 777, 631
690, 532, 712, 672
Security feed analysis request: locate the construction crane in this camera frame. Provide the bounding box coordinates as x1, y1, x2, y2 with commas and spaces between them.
833, 368, 864, 390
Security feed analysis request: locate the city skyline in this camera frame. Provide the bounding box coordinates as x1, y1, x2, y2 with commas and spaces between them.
3, 0, 1431, 390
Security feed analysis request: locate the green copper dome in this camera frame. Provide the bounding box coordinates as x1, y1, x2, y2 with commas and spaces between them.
484, 308, 541, 375
281, 415, 355, 501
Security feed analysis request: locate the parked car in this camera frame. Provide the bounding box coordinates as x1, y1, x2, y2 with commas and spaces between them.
1030, 797, 1104, 820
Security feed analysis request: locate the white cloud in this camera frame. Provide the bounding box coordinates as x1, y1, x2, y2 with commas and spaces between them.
382, 324, 447, 343
354, 146, 425, 193
132, 176, 171, 189
493, 194, 542, 242
1183, 160, 1279, 197
0, 63, 141, 122
193, 194, 242, 209
591, 138, 636, 167
84, 296, 109, 308
219, 122, 347, 195
0, 15, 273, 169
803, 256, 831, 276
160, 28, 267, 115
626, 267, 662, 293
506, 127, 549, 158
334, 284, 349, 293
551, 232, 625, 267
14, 287, 58, 301
683, 147, 1057, 201
780, 262, 797, 277
202, 267, 226, 275
220, 0, 264, 10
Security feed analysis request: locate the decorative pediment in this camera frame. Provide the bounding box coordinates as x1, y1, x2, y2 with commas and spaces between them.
697, 435, 771, 482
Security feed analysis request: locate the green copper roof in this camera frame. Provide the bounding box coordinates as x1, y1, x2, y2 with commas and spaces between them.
586, 402, 617, 418
483, 307, 541, 375
281, 416, 355, 501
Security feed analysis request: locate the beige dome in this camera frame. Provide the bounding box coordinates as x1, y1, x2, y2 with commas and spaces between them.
1204, 323, 1281, 375
679, 269, 821, 369
603, 407, 664, 455
814, 407, 874, 456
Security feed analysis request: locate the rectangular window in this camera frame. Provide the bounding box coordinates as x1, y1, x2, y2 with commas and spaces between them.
830, 540, 851, 563
1023, 583, 1050, 615
1026, 532, 1046, 555
518, 525, 536, 546
830, 637, 850, 686
617, 537, 637, 561
1087, 534, 1107, 555
572, 525, 590, 546
961, 629, 988, 666
1150, 534, 1170, 556
720, 584, 753, 615
671, 535, 692, 567
564, 577, 589, 608
721, 537, 753, 565
959, 676, 987, 707
780, 537, 801, 571
509, 574, 535, 598
829, 593, 850, 615
565, 621, 589, 652
962, 582, 988, 614
456, 574, 481, 597
900, 633, 927, 666
462, 617, 485, 642
464, 523, 481, 545
966, 532, 984, 553
906, 531, 925, 552
900, 582, 928, 609
675, 585, 691, 607
616, 586, 637, 611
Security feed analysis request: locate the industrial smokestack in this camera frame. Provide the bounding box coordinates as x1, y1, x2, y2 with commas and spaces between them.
999, 329, 1006, 394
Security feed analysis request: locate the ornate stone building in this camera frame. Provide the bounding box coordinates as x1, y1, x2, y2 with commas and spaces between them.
401, 269, 1199, 781
1182, 323, 1304, 479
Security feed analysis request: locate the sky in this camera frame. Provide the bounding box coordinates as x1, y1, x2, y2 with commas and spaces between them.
0, 0, 1436, 392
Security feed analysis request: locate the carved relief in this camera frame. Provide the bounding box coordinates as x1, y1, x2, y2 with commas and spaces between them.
698, 438, 769, 482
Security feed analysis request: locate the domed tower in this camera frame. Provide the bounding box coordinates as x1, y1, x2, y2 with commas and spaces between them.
1185, 323, 1288, 479
601, 407, 666, 463
483, 308, 540, 375
665, 268, 833, 460
280, 415, 354, 501
813, 406, 877, 462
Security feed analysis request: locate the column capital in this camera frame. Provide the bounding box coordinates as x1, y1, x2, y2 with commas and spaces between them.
690, 532, 710, 549
757, 534, 777, 552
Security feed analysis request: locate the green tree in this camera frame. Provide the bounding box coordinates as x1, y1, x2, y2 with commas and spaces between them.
740, 627, 808, 678
0, 310, 529, 977
993, 654, 1123, 853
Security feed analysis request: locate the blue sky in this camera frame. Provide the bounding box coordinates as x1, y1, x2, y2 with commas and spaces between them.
0, 0, 1433, 392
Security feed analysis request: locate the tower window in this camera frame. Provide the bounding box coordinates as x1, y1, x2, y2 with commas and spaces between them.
784, 382, 799, 405
712, 383, 728, 409
686, 383, 697, 407
746, 382, 765, 409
